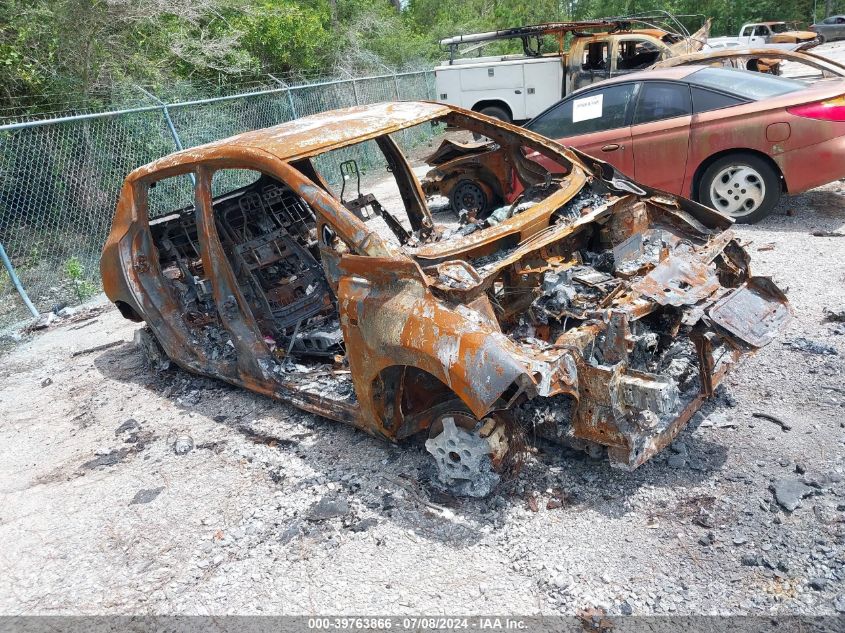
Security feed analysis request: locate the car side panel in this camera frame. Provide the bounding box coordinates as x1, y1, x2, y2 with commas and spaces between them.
681, 106, 788, 197
684, 109, 777, 197
630, 115, 692, 194
335, 255, 532, 434
556, 127, 635, 176
772, 133, 845, 192
684, 100, 845, 197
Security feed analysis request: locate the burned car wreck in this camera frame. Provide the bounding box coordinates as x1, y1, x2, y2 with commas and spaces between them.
101, 101, 791, 496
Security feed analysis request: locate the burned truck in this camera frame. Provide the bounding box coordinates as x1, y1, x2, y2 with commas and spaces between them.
101, 101, 790, 496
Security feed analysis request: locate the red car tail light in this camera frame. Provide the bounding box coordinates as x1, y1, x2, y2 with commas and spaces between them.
788, 95, 845, 121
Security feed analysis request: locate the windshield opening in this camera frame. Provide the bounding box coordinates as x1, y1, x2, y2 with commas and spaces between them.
303, 113, 575, 250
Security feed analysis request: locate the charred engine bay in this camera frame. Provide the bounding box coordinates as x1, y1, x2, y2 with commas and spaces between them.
428, 184, 744, 469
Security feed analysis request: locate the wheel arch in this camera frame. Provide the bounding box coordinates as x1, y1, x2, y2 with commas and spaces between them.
691, 148, 787, 200
371, 365, 461, 439
371, 363, 528, 441
471, 99, 514, 122
114, 299, 142, 322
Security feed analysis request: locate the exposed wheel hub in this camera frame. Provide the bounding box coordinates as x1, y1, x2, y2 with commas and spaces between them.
424, 413, 507, 498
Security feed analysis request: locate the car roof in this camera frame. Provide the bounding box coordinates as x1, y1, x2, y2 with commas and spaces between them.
131, 101, 450, 179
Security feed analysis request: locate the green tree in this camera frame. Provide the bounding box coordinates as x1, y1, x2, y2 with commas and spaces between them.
235, 1, 333, 74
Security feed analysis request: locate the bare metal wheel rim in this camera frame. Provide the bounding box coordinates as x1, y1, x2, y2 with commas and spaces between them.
424, 412, 501, 497
453, 181, 485, 213
709, 164, 766, 217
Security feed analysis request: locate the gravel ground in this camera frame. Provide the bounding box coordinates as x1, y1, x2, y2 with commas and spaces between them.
1, 186, 843, 618
2, 49, 845, 619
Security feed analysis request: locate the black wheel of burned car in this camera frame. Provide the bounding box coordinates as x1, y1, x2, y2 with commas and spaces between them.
698, 153, 781, 224
449, 179, 493, 218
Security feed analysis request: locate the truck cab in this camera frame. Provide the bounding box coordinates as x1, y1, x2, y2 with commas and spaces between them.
739, 23, 775, 45
435, 19, 709, 123
568, 32, 674, 92
741, 22, 817, 44
709, 22, 818, 49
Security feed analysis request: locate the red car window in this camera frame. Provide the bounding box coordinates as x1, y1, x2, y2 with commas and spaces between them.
526, 83, 637, 138
687, 67, 804, 101
690, 87, 745, 114
633, 82, 691, 125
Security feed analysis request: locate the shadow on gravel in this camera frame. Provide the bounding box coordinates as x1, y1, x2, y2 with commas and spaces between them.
741, 191, 845, 236
94, 337, 729, 538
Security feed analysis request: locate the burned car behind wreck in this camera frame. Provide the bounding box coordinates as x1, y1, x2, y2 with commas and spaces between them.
101, 101, 791, 496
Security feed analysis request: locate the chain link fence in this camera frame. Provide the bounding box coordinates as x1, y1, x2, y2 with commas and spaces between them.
0, 70, 436, 332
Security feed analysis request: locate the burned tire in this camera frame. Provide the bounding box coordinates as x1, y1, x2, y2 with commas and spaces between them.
133, 325, 171, 371
697, 153, 781, 224
472, 106, 512, 141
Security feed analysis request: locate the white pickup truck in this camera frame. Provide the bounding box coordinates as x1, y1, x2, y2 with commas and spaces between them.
434, 19, 709, 123
707, 21, 818, 50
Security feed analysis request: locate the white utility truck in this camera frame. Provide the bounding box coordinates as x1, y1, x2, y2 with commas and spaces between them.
707, 21, 818, 50
434, 16, 710, 123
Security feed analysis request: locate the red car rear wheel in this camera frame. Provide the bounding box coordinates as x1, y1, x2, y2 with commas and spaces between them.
698, 153, 781, 224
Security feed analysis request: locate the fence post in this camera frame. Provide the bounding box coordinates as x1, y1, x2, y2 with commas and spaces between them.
393, 73, 402, 101
339, 70, 361, 106
373, 62, 402, 101
135, 86, 185, 151
351, 78, 361, 105
135, 85, 195, 184
268, 74, 299, 119
0, 242, 39, 318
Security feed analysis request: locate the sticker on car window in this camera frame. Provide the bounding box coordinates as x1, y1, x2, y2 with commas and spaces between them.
572, 94, 603, 123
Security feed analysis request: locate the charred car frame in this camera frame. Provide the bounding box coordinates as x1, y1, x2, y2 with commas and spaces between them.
101, 102, 791, 496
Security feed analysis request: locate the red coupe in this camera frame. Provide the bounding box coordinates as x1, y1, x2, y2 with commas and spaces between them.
431, 65, 845, 223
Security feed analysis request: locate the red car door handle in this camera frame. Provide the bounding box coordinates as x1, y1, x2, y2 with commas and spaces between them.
601, 144, 622, 152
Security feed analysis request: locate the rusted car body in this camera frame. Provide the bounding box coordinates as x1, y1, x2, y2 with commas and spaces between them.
758, 22, 818, 44
102, 102, 790, 496
651, 47, 845, 79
